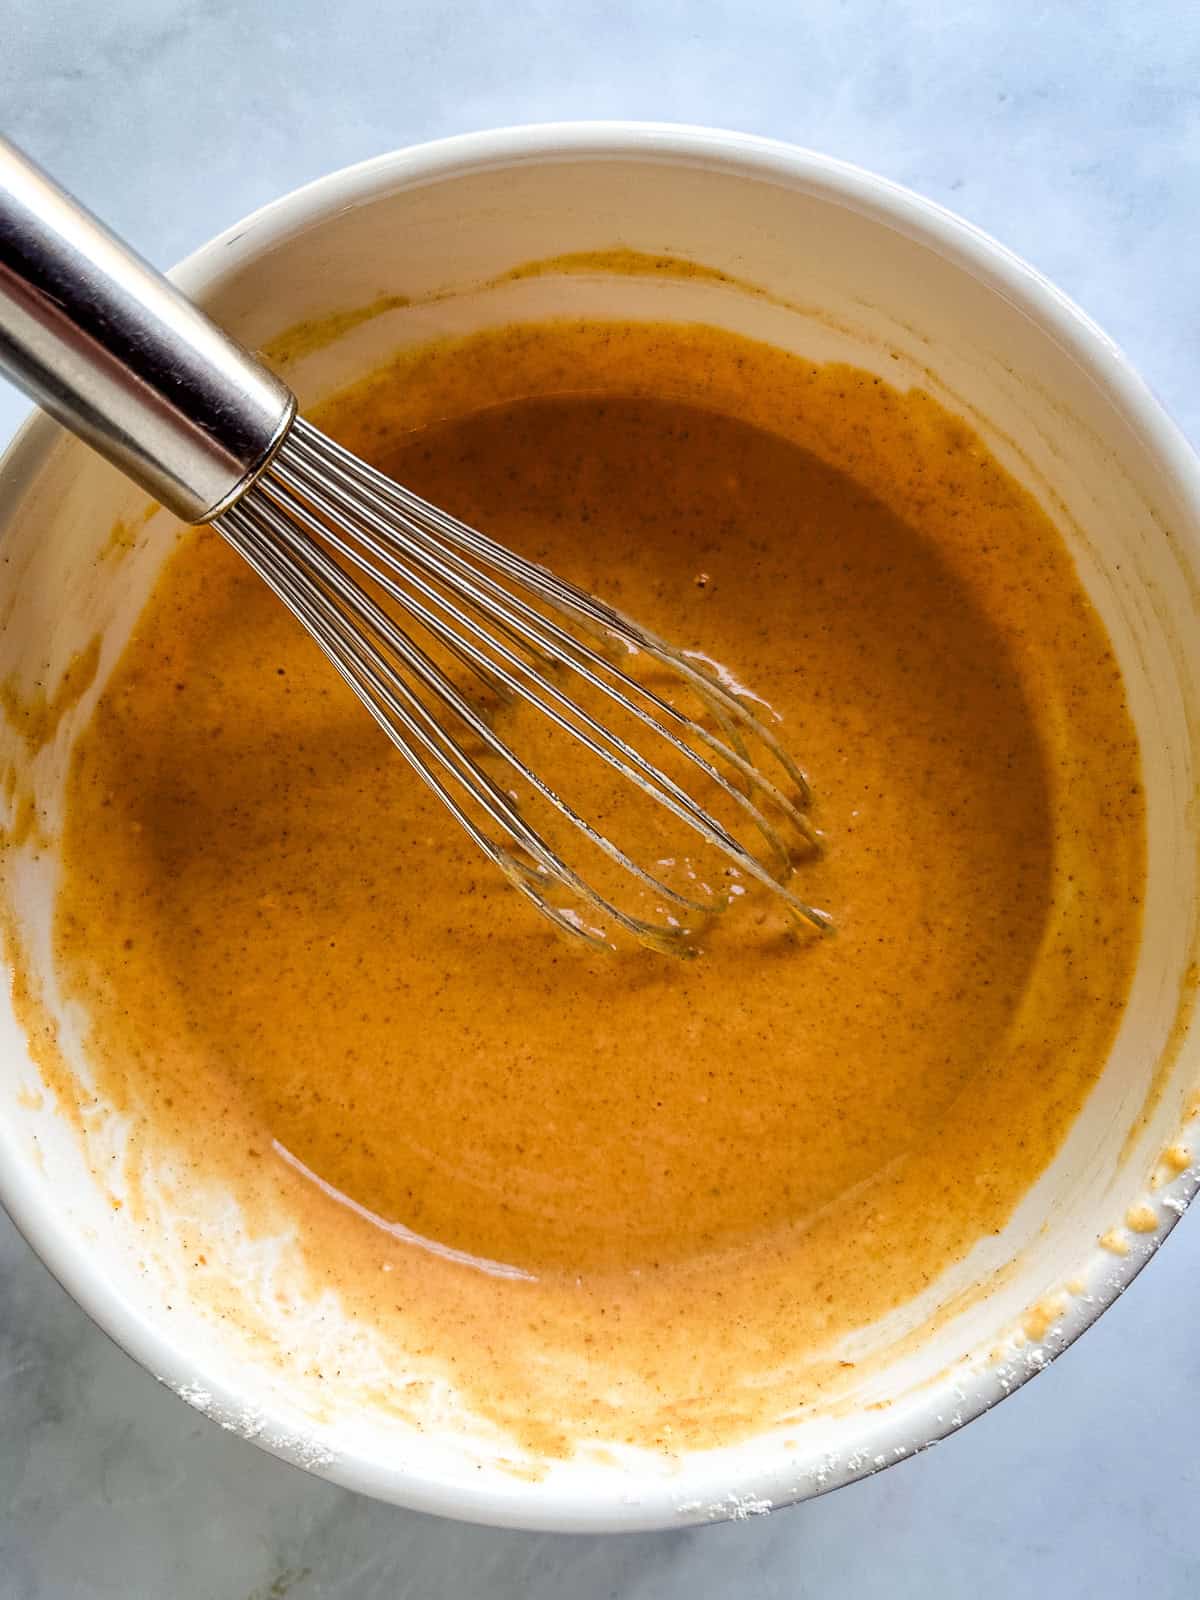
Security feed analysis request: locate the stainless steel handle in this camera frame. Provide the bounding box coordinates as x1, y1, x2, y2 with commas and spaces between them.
0, 137, 295, 523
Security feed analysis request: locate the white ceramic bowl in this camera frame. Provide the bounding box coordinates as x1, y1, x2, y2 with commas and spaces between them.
1, 124, 1198, 1532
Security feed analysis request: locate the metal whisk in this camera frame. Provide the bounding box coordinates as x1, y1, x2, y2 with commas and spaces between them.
0, 138, 828, 953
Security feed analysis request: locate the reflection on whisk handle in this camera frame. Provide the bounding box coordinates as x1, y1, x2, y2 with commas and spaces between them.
0, 136, 294, 523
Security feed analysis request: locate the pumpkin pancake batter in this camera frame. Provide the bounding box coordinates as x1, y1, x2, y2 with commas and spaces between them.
49, 318, 1144, 1452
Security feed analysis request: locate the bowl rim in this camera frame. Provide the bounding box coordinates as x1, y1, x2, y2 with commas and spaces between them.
1, 119, 1198, 1532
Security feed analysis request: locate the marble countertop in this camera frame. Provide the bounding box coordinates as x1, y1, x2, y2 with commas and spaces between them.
2, 2, 1199, 1595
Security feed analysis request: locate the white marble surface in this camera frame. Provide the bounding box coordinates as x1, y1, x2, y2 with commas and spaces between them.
2, 2, 1200, 1594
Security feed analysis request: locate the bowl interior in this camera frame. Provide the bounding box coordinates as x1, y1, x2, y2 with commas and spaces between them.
0, 128, 1197, 1530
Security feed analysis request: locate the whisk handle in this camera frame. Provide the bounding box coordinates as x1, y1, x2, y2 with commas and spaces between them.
0, 136, 295, 523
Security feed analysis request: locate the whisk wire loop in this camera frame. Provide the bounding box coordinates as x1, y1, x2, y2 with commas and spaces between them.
217, 417, 831, 952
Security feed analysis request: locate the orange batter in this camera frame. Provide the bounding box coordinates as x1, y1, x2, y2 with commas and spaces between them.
46, 318, 1144, 1452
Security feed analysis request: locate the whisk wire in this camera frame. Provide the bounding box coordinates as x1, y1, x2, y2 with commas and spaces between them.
271, 425, 824, 890
286, 422, 817, 831
218, 417, 831, 952
224, 494, 712, 927
221, 503, 657, 949
262, 458, 779, 883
